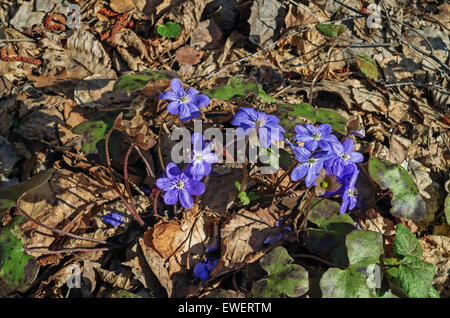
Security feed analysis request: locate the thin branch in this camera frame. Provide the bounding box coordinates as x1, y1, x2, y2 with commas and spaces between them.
15, 205, 108, 245
292, 253, 344, 268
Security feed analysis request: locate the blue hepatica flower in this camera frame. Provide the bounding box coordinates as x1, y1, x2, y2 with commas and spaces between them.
194, 257, 219, 282
295, 124, 339, 152
291, 146, 329, 187
325, 139, 364, 177
156, 163, 206, 209
232, 107, 285, 148
103, 212, 123, 227
339, 168, 360, 214
188, 133, 218, 180
159, 78, 210, 122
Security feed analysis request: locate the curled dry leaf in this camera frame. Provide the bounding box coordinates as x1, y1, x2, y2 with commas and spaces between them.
175, 46, 204, 66
140, 212, 208, 297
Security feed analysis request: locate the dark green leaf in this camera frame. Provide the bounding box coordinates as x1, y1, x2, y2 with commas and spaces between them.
0, 217, 40, 291
308, 198, 354, 228
202, 77, 276, 103
277, 102, 347, 136
320, 267, 376, 298
445, 193, 450, 226
238, 192, 250, 205
356, 53, 378, 81
387, 255, 436, 298
368, 157, 426, 222
113, 69, 176, 92
316, 24, 347, 37
0, 169, 54, 219
346, 230, 383, 267
252, 247, 309, 297
393, 224, 422, 258
156, 22, 181, 39
72, 120, 108, 155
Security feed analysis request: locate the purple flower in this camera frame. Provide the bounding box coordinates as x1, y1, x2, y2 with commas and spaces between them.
194, 258, 219, 282
156, 163, 206, 209
103, 213, 123, 227
325, 139, 364, 177
159, 78, 210, 122
188, 133, 218, 180
295, 124, 339, 152
232, 107, 285, 148
340, 169, 359, 214
290, 146, 329, 187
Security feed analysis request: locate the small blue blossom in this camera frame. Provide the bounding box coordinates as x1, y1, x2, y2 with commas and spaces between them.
103, 213, 123, 227
295, 124, 339, 152
156, 163, 206, 209
339, 169, 359, 214
232, 107, 285, 148
193, 257, 219, 282
159, 78, 210, 122
324, 139, 364, 177
264, 226, 292, 245
290, 146, 330, 187
188, 133, 218, 180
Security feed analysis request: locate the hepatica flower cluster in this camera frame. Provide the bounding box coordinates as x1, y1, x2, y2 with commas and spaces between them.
155, 78, 365, 281
291, 124, 364, 214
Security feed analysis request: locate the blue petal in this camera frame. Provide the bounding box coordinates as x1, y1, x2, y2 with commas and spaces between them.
258, 127, 271, 148
156, 177, 172, 191
185, 178, 206, 195
167, 101, 180, 114
305, 167, 317, 187
264, 231, 283, 245
304, 139, 318, 152
317, 123, 332, 135
190, 162, 206, 180
166, 162, 180, 178
179, 103, 200, 121
192, 133, 206, 151
291, 163, 308, 181
350, 152, 364, 163
193, 262, 210, 282
293, 146, 311, 162
186, 87, 199, 96
179, 188, 193, 209
159, 90, 179, 101
342, 139, 355, 153
170, 78, 185, 97
164, 188, 179, 205
103, 213, 123, 227
191, 94, 210, 108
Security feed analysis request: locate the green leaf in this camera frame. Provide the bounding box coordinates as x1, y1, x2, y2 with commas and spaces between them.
248, 192, 260, 201
238, 192, 250, 205
113, 69, 176, 92
356, 53, 378, 81
72, 120, 109, 155
302, 222, 355, 266
0, 169, 54, 219
368, 157, 426, 222
308, 198, 355, 228
252, 246, 309, 298
235, 181, 241, 191
320, 267, 377, 298
393, 224, 422, 258
387, 255, 436, 298
156, 22, 181, 39
346, 230, 383, 267
277, 102, 347, 136
316, 24, 347, 37
202, 77, 276, 103
0, 217, 40, 291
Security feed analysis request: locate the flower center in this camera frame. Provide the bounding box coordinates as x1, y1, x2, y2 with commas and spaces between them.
308, 158, 317, 165
313, 134, 321, 140
176, 180, 185, 189
194, 154, 203, 162
320, 180, 329, 189
180, 95, 190, 104
341, 154, 349, 161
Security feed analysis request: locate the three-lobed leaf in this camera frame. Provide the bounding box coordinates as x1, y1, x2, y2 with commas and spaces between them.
346, 230, 383, 267
316, 24, 347, 37
368, 157, 426, 222
320, 267, 376, 298
393, 224, 422, 258
0, 217, 40, 292
356, 53, 378, 81
156, 22, 181, 39
252, 246, 309, 298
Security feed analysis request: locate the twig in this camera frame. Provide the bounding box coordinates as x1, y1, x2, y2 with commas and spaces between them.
286, 0, 323, 23
24, 247, 111, 255
105, 125, 145, 226
291, 253, 343, 268
14, 205, 108, 244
